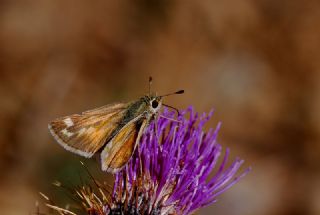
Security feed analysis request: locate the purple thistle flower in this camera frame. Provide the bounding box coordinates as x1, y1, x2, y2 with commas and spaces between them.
42, 107, 250, 215
107, 106, 251, 215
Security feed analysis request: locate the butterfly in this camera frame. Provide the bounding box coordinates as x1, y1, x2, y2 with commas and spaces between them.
48, 77, 184, 173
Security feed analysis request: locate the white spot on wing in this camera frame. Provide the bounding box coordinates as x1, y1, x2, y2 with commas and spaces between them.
78, 128, 86, 136
48, 124, 94, 158
61, 128, 74, 138
64, 118, 74, 127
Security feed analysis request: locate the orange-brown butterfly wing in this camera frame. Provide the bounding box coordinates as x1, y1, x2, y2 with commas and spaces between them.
48, 103, 129, 157
101, 116, 148, 173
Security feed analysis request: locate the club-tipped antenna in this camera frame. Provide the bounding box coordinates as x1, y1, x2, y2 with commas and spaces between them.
160, 90, 184, 98
149, 76, 153, 95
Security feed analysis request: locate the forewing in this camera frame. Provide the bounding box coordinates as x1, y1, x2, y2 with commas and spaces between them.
48, 103, 129, 157
82, 103, 127, 115
101, 116, 148, 173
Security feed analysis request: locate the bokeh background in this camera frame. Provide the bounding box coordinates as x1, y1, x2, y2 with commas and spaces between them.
1, 0, 320, 214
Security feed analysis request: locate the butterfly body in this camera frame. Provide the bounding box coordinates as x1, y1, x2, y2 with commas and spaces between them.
48, 95, 162, 173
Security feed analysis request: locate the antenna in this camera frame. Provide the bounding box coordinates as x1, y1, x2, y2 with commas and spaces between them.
160, 90, 184, 115
149, 76, 153, 95
160, 90, 184, 98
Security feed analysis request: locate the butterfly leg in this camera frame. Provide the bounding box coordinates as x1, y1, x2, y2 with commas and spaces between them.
154, 113, 160, 139
159, 115, 182, 123
138, 145, 143, 176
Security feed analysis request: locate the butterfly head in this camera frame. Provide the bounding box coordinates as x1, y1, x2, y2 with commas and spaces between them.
144, 90, 185, 116
147, 76, 184, 115
143, 95, 162, 114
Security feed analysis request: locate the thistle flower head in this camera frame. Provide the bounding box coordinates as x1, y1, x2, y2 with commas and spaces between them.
44, 107, 250, 215
106, 107, 250, 215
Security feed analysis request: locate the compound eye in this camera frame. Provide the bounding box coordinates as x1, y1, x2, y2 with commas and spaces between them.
151, 100, 158, 109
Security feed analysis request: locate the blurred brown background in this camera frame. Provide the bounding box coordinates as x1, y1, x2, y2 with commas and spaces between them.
1, 0, 320, 214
